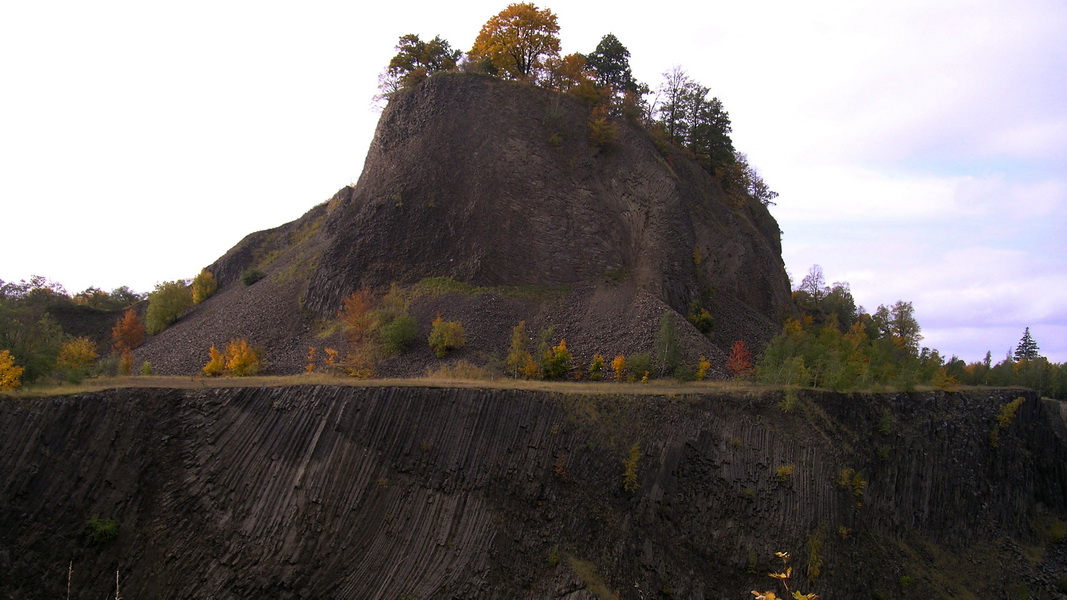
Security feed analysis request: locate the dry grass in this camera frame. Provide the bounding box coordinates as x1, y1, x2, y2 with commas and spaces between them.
1, 373, 779, 398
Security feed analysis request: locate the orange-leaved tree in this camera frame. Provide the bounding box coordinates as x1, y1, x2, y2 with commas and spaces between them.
0, 350, 25, 390
612, 354, 626, 381
340, 290, 375, 344
202, 339, 262, 377
112, 309, 146, 354
469, 2, 560, 81
727, 340, 754, 378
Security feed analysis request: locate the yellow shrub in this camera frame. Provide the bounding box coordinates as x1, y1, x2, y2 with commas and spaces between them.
202, 345, 226, 376
696, 355, 711, 381
191, 270, 218, 304
224, 338, 262, 376
0, 350, 25, 390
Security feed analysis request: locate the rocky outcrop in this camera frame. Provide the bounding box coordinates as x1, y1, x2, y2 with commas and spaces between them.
1, 386, 1064, 598
139, 73, 791, 376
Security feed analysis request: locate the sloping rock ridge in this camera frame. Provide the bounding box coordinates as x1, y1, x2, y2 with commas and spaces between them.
2, 386, 1065, 598
137, 73, 791, 375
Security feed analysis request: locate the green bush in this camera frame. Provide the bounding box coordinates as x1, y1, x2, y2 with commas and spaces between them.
380, 314, 418, 354
86, 516, 118, 545
144, 280, 192, 334
428, 314, 466, 358
242, 269, 265, 286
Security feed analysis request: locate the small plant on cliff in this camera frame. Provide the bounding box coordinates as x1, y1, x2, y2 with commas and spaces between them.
751, 551, 819, 600
428, 313, 466, 358
241, 268, 264, 286
990, 396, 1025, 448
86, 516, 118, 546
775, 464, 795, 482
838, 468, 867, 504
622, 442, 641, 492
688, 302, 714, 334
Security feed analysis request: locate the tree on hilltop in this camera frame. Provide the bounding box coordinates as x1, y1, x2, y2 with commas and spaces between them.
584, 33, 639, 96
379, 34, 462, 96
469, 3, 560, 81
1014, 327, 1040, 361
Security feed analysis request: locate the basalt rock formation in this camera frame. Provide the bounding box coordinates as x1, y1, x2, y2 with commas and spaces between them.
137, 73, 791, 376
1, 386, 1065, 598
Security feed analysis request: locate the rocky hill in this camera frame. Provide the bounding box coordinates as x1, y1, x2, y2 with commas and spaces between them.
135, 73, 791, 376
1, 385, 1065, 598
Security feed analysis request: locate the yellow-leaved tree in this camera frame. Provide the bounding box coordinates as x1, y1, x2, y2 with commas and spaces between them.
0, 350, 25, 390
468, 2, 560, 81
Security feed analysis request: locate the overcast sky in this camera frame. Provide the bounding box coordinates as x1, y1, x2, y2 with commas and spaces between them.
2, 0, 1064, 362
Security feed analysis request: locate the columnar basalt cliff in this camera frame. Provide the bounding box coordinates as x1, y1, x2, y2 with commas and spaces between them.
136, 73, 792, 376
2, 386, 1065, 598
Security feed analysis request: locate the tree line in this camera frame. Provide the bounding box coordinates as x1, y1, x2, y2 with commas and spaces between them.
376, 2, 777, 207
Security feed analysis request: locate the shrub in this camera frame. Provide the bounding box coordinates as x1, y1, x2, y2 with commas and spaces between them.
241, 268, 265, 286
202, 345, 226, 376
688, 304, 714, 334
628, 353, 653, 382
778, 389, 799, 412
224, 338, 262, 376
118, 350, 133, 376
111, 309, 146, 353
86, 516, 118, 545
654, 312, 680, 375
541, 339, 572, 380
695, 355, 711, 381
588, 103, 616, 148
588, 354, 605, 380
428, 313, 466, 358
0, 350, 25, 390
139, 361, 153, 375
191, 270, 218, 304
838, 468, 867, 500
345, 347, 375, 379
305, 346, 317, 373
202, 339, 262, 377
145, 280, 192, 334
379, 313, 418, 354
775, 464, 795, 481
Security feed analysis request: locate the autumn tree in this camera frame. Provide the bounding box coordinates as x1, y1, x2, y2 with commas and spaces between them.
202, 339, 262, 377
112, 309, 146, 354
0, 349, 25, 390
379, 33, 462, 95
506, 321, 533, 377
56, 337, 99, 381
191, 270, 218, 304
726, 340, 754, 378
469, 3, 560, 81
339, 289, 375, 343
1014, 327, 1040, 361
542, 53, 596, 97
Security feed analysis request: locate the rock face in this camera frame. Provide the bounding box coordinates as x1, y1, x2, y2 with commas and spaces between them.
2, 386, 1065, 598
137, 73, 791, 376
